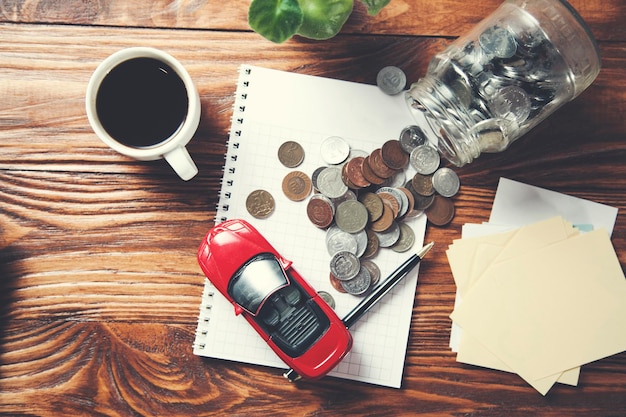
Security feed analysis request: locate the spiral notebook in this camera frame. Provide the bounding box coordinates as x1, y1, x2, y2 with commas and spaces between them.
193, 65, 427, 388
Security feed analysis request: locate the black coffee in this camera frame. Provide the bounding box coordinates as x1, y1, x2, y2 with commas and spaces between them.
96, 57, 189, 148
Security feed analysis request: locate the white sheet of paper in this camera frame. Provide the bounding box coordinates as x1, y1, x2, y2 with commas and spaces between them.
489, 178, 618, 235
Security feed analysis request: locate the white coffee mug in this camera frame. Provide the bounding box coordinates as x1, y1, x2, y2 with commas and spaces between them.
86, 47, 200, 181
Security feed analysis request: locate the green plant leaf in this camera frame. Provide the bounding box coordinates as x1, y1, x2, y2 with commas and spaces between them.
296, 0, 353, 40
248, 0, 304, 43
360, 0, 390, 16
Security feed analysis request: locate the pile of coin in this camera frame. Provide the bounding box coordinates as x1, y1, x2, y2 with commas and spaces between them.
246, 124, 461, 299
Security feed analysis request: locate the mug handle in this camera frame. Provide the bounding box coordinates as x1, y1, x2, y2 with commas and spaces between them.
164, 146, 198, 181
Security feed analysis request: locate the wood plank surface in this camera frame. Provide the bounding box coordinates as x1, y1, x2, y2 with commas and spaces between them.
1, 1, 626, 415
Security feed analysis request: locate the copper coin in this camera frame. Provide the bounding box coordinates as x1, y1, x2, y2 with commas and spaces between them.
277, 140, 305, 168
306, 194, 335, 229
369, 148, 396, 179
377, 192, 400, 218
245, 189, 275, 219
282, 171, 312, 201
361, 155, 386, 185
425, 194, 455, 226
381, 139, 409, 170
329, 272, 347, 293
412, 173, 435, 196
344, 156, 371, 188
369, 203, 394, 232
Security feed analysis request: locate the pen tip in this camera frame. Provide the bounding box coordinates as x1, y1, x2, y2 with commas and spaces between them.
416, 241, 435, 259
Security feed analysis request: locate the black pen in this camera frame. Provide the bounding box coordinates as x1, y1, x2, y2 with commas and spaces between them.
342, 241, 434, 329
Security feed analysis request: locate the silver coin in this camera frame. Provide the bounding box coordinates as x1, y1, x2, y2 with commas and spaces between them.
491, 85, 531, 123
391, 223, 416, 253
330, 189, 357, 207
351, 229, 369, 258
432, 167, 460, 197
374, 221, 401, 248
311, 166, 327, 191
317, 166, 348, 199
320, 136, 351, 165
341, 266, 371, 296
410, 144, 440, 175
479, 25, 517, 59
376, 66, 407, 95
329, 251, 361, 281
399, 125, 428, 153
335, 200, 369, 234
326, 227, 358, 256
318, 290, 336, 309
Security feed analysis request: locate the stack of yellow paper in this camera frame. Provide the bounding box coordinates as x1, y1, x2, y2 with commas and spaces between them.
448, 216, 626, 395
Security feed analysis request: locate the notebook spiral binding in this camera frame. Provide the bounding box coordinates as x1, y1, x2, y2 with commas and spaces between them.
217, 65, 253, 223
192, 285, 215, 352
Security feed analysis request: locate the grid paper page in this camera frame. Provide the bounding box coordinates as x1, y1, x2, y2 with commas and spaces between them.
194, 65, 427, 388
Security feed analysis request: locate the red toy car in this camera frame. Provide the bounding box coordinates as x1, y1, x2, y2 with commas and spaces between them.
197, 218, 353, 380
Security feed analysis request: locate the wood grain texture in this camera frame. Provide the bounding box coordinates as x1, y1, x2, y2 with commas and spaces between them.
1, 1, 626, 415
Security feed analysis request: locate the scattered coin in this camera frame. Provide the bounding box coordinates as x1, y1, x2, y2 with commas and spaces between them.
410, 144, 440, 175
307, 194, 335, 229
317, 166, 348, 199
413, 193, 436, 211
341, 266, 371, 296
374, 221, 401, 248
343, 156, 371, 189
361, 260, 381, 287
381, 139, 409, 170
425, 194, 456, 226
432, 167, 461, 198
361, 155, 386, 185
245, 189, 275, 219
329, 272, 347, 293
326, 226, 358, 256
282, 171, 312, 201
277, 140, 305, 168
358, 191, 384, 222
329, 251, 361, 281
369, 148, 397, 179
391, 222, 416, 253
399, 125, 428, 153
412, 173, 435, 196
362, 229, 380, 258
320, 136, 350, 165
369, 203, 395, 232
335, 200, 369, 234
376, 66, 407, 95
317, 290, 336, 309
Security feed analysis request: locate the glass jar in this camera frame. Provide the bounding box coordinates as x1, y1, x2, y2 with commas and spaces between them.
406, 0, 601, 167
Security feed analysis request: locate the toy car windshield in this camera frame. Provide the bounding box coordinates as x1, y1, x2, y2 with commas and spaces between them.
228, 253, 289, 316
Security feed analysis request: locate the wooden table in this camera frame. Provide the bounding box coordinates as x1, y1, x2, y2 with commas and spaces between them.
1, 1, 625, 415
